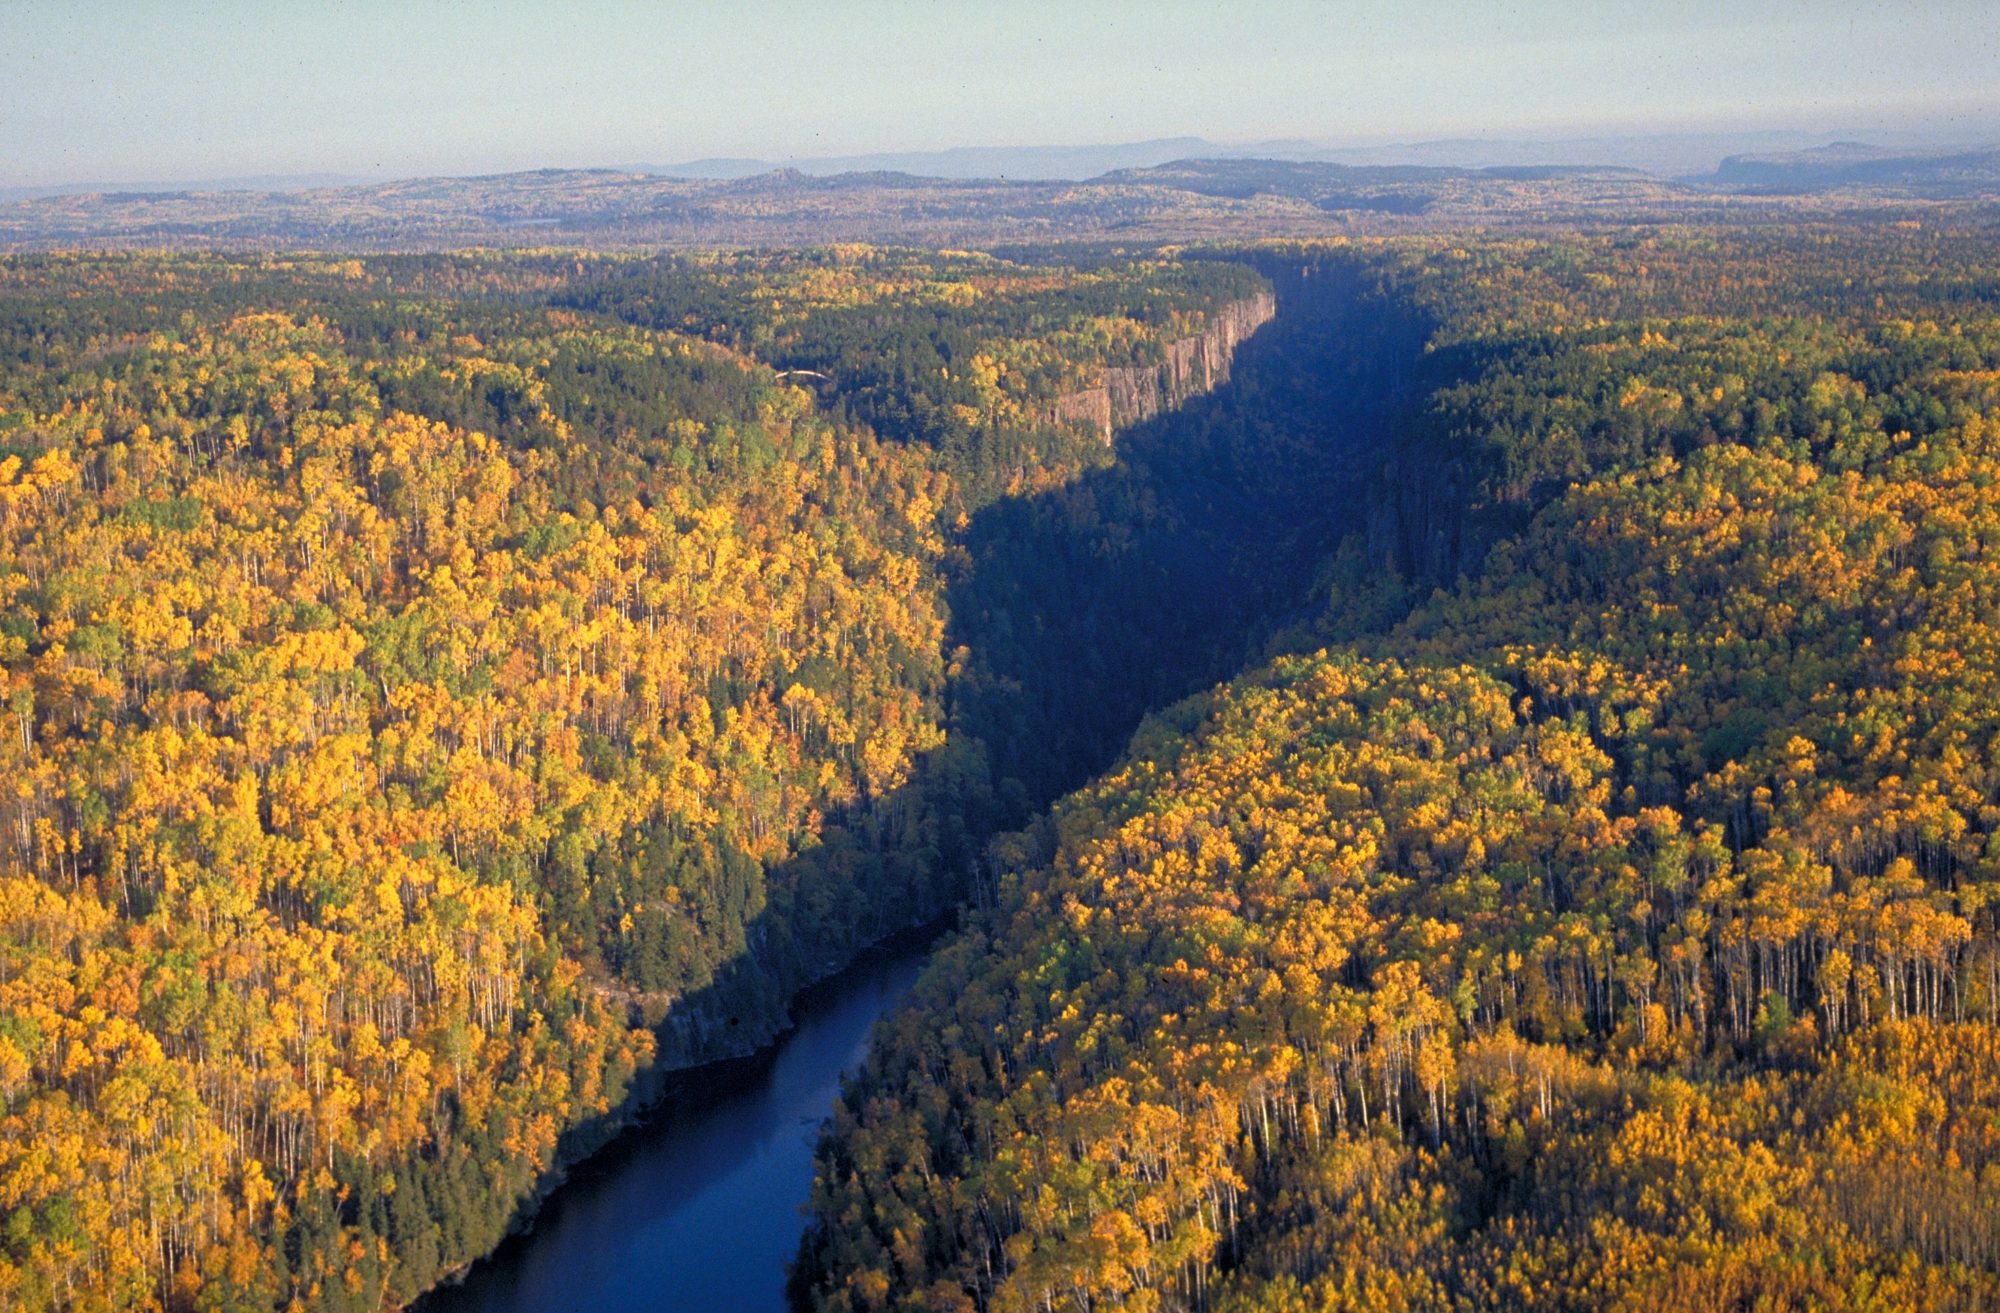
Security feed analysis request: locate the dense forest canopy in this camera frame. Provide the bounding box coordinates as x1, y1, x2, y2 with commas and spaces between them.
0, 245, 1275, 1309
797, 225, 2000, 1312
9, 218, 2000, 1313
4, 159, 1995, 251
554, 247, 1270, 505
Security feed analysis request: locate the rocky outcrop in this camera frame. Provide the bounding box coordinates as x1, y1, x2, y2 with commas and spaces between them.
1043, 291, 1276, 441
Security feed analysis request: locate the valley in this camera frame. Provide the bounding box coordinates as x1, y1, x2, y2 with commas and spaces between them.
5, 212, 2000, 1313
10, 5, 2000, 1311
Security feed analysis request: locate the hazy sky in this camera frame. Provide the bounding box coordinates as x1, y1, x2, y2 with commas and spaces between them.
2, 0, 1995, 186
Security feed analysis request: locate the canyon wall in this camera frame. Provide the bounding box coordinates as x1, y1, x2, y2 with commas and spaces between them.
1043, 290, 1277, 440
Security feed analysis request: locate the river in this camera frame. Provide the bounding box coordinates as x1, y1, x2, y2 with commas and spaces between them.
416, 938, 933, 1313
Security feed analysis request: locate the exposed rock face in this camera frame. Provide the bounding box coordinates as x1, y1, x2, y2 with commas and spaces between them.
1044, 291, 1276, 440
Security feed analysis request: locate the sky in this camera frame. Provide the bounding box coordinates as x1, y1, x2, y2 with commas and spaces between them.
2, 0, 1996, 188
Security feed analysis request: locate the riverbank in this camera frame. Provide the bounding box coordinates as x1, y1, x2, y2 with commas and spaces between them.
409, 914, 954, 1311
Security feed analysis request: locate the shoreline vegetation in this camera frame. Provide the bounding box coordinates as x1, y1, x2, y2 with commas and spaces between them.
407, 912, 952, 1309
5, 200, 2000, 1313
797, 227, 2000, 1312
0, 245, 1302, 1309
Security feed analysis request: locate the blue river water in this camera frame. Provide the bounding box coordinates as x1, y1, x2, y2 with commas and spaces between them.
417, 942, 931, 1313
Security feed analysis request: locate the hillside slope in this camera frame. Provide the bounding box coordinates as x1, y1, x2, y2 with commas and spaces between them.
799, 228, 2000, 1312
0, 247, 1303, 1310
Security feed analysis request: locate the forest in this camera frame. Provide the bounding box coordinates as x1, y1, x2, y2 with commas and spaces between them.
0, 245, 1288, 1309
6, 220, 2000, 1312
796, 226, 2000, 1311
4, 156, 1987, 252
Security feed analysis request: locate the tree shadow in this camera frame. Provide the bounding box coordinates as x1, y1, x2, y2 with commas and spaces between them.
618, 254, 1445, 1085
940, 255, 1436, 813
593, 253, 1446, 1074
415, 252, 1444, 1307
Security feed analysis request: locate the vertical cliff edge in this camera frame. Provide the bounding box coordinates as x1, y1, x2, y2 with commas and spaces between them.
1043, 290, 1277, 440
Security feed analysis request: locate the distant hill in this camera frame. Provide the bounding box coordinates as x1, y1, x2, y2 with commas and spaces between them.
0, 171, 365, 204
635, 129, 2000, 183
1106, 157, 1650, 216
0, 154, 1990, 250
636, 138, 1218, 181
0, 164, 1322, 249
1305, 130, 1866, 176
635, 132, 2000, 198
13, 125, 1998, 206
1714, 142, 2000, 194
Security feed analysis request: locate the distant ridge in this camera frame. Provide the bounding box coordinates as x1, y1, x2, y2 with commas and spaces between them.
5, 148, 1999, 251
1713, 141, 2000, 193
633, 138, 1215, 181
630, 127, 2000, 184
0, 172, 365, 204
13, 125, 1999, 202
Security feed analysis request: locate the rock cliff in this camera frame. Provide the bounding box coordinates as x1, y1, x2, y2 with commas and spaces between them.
1043, 290, 1276, 440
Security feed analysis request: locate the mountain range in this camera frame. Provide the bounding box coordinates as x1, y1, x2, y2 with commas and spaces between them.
11, 125, 2000, 204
